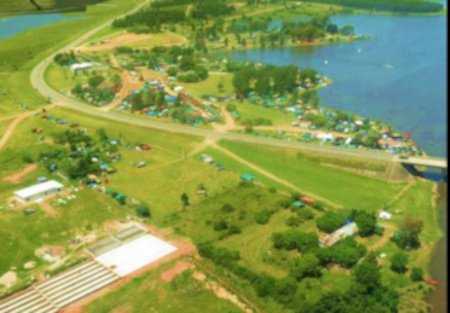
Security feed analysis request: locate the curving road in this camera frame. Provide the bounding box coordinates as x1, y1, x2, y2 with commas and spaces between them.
29, 0, 446, 165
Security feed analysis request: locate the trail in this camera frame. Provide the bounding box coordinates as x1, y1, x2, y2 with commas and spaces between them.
0, 112, 34, 151
212, 143, 340, 209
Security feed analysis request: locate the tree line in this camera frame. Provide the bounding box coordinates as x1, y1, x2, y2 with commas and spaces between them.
303, 0, 443, 13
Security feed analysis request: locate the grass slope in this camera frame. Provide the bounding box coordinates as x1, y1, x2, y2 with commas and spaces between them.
219, 140, 405, 211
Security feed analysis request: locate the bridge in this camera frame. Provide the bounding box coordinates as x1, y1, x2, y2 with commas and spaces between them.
396, 156, 447, 170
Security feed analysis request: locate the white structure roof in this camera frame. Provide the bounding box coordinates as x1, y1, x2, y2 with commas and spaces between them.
70, 62, 92, 71
379, 211, 392, 220
316, 133, 334, 141
14, 180, 63, 199
95, 234, 177, 277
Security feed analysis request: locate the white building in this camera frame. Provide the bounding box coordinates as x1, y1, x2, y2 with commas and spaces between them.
316, 132, 335, 142
14, 180, 64, 203
320, 222, 358, 247
378, 211, 392, 220
70, 62, 92, 72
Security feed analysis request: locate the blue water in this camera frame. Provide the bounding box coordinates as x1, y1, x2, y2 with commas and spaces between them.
228, 14, 447, 158
0, 13, 79, 40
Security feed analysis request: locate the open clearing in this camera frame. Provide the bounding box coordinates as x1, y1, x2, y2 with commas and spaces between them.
78, 32, 187, 52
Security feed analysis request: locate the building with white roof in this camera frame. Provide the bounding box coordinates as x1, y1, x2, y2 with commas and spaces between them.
320, 222, 358, 247
70, 62, 92, 72
14, 180, 64, 203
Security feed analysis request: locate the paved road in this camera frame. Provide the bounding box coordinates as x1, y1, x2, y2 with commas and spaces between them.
29, 0, 446, 166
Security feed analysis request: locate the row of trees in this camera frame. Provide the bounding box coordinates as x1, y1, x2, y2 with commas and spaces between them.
198, 242, 400, 312
232, 64, 319, 98
304, 0, 443, 13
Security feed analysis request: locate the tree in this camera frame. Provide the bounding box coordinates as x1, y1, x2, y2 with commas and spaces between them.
341, 25, 355, 36
354, 210, 377, 237
136, 203, 151, 218
353, 262, 381, 293
410, 267, 423, 281
316, 211, 346, 234
232, 69, 252, 98
326, 23, 339, 34
393, 217, 423, 249
181, 192, 190, 209
291, 253, 321, 280
390, 252, 409, 273
88, 75, 104, 88
255, 70, 271, 96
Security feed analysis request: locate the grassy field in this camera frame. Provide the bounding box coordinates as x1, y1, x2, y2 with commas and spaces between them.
83, 262, 242, 313
219, 140, 406, 211
0, 187, 129, 276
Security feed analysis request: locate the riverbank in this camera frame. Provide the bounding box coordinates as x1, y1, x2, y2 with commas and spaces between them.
427, 182, 447, 313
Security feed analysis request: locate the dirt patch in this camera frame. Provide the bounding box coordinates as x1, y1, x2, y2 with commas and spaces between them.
40, 201, 60, 218
77, 33, 153, 53
0, 271, 17, 287
3, 163, 38, 184
160, 261, 193, 282
193, 271, 253, 313
110, 305, 133, 313
0, 112, 34, 152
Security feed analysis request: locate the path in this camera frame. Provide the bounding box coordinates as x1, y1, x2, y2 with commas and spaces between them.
212, 143, 340, 209
0, 112, 34, 151
213, 106, 235, 133
40, 201, 60, 218
192, 271, 253, 313
370, 223, 396, 251
3, 163, 38, 184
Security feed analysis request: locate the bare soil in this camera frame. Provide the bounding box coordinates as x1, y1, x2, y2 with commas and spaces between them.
160, 261, 193, 282
3, 163, 38, 184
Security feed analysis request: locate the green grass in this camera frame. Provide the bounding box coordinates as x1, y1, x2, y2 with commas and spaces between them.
0, 188, 128, 276
181, 72, 234, 99
83, 264, 242, 313
233, 100, 295, 126
219, 140, 405, 211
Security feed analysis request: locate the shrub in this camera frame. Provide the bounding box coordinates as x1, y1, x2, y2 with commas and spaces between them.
410, 267, 423, 282
390, 252, 409, 273
135, 204, 151, 218
255, 210, 273, 225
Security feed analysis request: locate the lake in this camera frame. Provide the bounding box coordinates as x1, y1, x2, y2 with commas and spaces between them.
228, 14, 447, 158
0, 13, 79, 40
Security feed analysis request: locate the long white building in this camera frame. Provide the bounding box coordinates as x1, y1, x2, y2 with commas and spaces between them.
14, 180, 63, 203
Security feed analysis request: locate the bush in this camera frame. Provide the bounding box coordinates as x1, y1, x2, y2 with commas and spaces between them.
255, 210, 273, 225
291, 254, 321, 280
390, 252, 409, 273
410, 267, 424, 282
221, 203, 235, 213
135, 204, 151, 218
167, 66, 178, 77
213, 219, 228, 231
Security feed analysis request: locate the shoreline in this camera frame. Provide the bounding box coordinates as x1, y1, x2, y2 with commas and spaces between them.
427, 181, 448, 312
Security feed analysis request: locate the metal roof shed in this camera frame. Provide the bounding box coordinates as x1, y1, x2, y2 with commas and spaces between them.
14, 180, 63, 203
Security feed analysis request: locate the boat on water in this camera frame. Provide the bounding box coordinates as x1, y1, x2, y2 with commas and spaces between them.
384, 64, 394, 69
357, 48, 362, 53
324, 60, 329, 65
